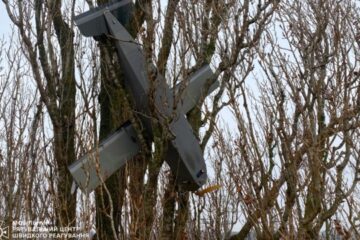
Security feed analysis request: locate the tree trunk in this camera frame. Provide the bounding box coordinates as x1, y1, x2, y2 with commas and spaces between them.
94, 1, 150, 238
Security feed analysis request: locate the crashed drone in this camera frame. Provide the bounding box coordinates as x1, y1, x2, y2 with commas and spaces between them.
68, 0, 219, 193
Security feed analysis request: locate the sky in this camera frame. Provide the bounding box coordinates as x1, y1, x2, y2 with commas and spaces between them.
0, 3, 11, 37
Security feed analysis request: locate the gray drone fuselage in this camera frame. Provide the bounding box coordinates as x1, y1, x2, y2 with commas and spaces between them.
69, 0, 219, 193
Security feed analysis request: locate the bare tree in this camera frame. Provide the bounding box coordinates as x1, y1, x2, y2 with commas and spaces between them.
2, 0, 77, 228
0, 33, 48, 236
224, 0, 360, 239
91, 0, 278, 239
2, 0, 359, 240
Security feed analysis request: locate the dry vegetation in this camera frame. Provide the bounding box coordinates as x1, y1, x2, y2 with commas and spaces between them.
0, 0, 360, 239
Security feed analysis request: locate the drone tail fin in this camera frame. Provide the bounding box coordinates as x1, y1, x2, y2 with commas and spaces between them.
74, 0, 133, 37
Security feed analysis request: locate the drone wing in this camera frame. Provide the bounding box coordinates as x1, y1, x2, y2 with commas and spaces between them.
69, 121, 139, 193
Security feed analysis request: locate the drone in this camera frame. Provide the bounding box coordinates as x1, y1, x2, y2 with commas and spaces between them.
68, 0, 219, 193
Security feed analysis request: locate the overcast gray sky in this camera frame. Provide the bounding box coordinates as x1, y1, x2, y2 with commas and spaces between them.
0, 3, 11, 37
